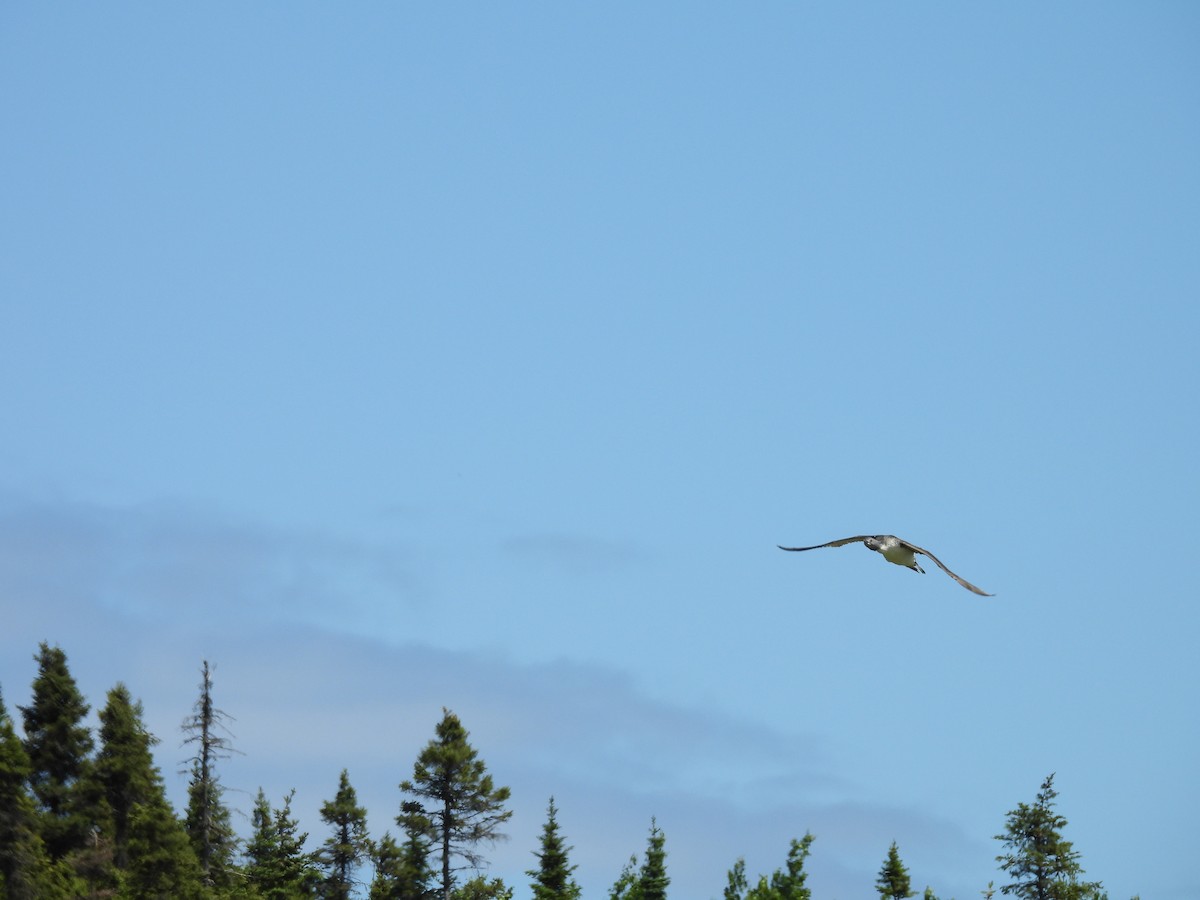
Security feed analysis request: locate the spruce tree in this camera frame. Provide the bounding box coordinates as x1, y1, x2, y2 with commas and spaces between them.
723, 834, 814, 900
399, 709, 512, 900
244, 788, 319, 898
0, 688, 71, 899
372, 801, 437, 899
181, 660, 239, 888
723, 858, 748, 900
18, 643, 98, 861
994, 774, 1103, 900
370, 822, 437, 900
610, 819, 669, 900
95, 684, 159, 869
526, 797, 581, 900
608, 854, 640, 900
453, 875, 513, 899
316, 769, 373, 899
638, 819, 669, 900
876, 842, 915, 900
764, 834, 814, 900
94, 683, 206, 897
120, 792, 205, 899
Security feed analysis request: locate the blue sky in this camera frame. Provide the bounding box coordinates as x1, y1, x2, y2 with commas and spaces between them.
2, 4, 1197, 898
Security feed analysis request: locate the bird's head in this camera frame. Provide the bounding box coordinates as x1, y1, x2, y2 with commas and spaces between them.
864, 536, 883, 552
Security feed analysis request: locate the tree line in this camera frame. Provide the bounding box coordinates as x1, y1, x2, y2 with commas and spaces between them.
0, 642, 1130, 899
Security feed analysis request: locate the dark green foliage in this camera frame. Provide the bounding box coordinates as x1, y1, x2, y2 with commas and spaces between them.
876, 842, 915, 900
96, 684, 159, 869
316, 769, 373, 899
724, 834, 814, 900
765, 834, 814, 900
608, 854, 640, 900
638, 819, 669, 900
994, 774, 1103, 900
0, 689, 73, 899
18, 643, 99, 861
368, 832, 404, 900
372, 801, 438, 899
3, 644, 1139, 900
244, 788, 320, 899
609, 818, 669, 900
399, 709, 512, 900
724, 859, 748, 900
119, 792, 205, 899
369, 825, 437, 900
181, 661, 239, 889
93, 682, 206, 897
452, 875, 513, 899
526, 797, 581, 900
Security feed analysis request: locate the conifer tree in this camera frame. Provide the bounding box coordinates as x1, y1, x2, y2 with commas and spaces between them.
764, 834, 814, 900
994, 774, 1103, 900
876, 842, 915, 900
723, 834, 814, 900
609, 854, 640, 900
0, 688, 72, 899
610, 818, 669, 900
399, 709, 512, 900
453, 874, 513, 899
18, 643, 98, 860
316, 769, 373, 899
244, 788, 319, 898
370, 823, 435, 900
95, 684, 159, 869
526, 797, 581, 900
120, 792, 205, 899
369, 832, 403, 900
723, 858, 748, 900
638, 819, 669, 900
181, 660, 239, 888
94, 682, 207, 897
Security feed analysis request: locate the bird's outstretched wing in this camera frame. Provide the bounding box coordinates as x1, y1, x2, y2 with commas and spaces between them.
898, 539, 994, 596
777, 536, 873, 552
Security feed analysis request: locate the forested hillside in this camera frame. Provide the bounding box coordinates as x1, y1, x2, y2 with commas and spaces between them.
0, 643, 1127, 899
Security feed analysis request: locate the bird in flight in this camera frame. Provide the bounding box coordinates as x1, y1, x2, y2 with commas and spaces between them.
777, 534, 993, 596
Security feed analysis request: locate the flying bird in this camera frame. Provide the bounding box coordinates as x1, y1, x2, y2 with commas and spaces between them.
777, 534, 993, 596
